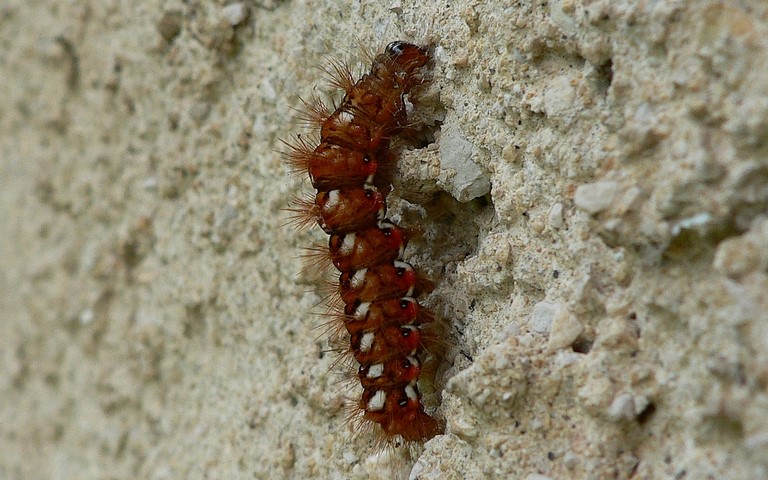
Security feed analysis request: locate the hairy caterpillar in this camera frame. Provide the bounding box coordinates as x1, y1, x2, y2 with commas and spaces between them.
286, 41, 442, 446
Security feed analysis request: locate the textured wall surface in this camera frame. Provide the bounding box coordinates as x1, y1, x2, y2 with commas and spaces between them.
2, 1, 768, 479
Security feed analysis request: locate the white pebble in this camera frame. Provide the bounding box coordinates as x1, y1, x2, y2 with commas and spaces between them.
713, 217, 768, 278
745, 431, 768, 450
437, 125, 490, 201
670, 212, 712, 236
342, 450, 358, 465
574, 181, 620, 214
563, 451, 579, 469
79, 309, 94, 325
548, 202, 564, 229
141, 176, 158, 190
546, 308, 583, 352
222, 3, 249, 26
607, 393, 636, 421
553, 351, 583, 368
529, 301, 559, 334
450, 414, 478, 439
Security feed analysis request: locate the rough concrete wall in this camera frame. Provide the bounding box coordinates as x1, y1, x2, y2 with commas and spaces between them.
2, 1, 767, 479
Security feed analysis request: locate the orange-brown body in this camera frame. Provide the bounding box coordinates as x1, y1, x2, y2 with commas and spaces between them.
338, 261, 419, 304
308, 143, 379, 190
314, 186, 386, 234
342, 297, 424, 336
328, 223, 406, 272
286, 41, 441, 446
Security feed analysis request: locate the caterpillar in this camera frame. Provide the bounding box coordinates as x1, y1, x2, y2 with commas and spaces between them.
285, 41, 442, 446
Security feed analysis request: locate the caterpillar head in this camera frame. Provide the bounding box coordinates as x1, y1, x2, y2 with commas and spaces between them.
384, 41, 430, 72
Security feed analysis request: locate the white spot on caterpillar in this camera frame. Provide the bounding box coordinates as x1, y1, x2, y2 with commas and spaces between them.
404, 96, 415, 116
354, 302, 370, 320
340, 233, 355, 254
360, 332, 375, 352
325, 190, 340, 210
404, 385, 418, 402
406, 355, 419, 367
367, 390, 386, 411
394, 260, 412, 271
367, 363, 384, 378
337, 110, 354, 125
350, 268, 367, 288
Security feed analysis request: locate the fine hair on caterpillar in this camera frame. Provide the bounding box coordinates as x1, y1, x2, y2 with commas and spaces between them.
283, 40, 443, 467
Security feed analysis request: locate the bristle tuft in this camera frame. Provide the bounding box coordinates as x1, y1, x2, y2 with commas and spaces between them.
322, 56, 355, 93
282, 193, 319, 231
292, 95, 332, 129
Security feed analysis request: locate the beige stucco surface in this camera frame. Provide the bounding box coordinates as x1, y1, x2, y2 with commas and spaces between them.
2, 1, 768, 479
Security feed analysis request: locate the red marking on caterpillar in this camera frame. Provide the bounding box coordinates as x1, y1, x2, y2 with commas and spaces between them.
285, 41, 442, 446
